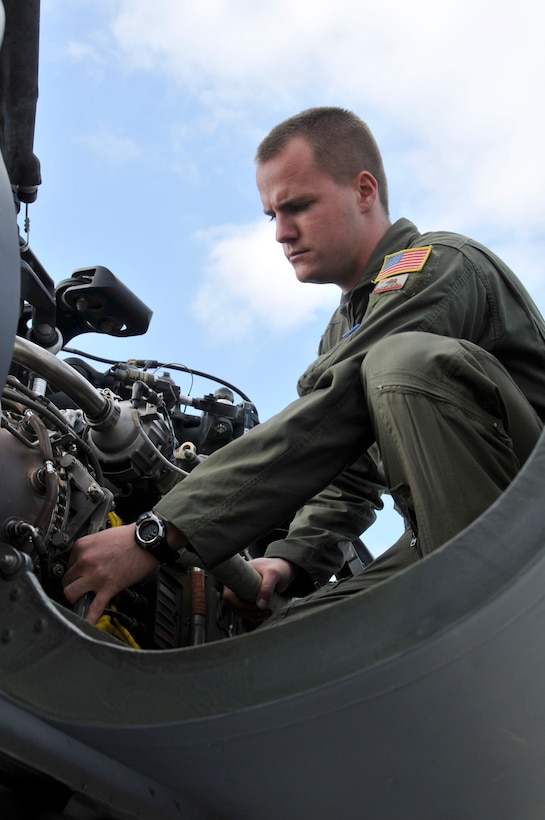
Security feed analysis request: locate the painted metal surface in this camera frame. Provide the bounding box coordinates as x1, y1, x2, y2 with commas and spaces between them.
1, 428, 545, 818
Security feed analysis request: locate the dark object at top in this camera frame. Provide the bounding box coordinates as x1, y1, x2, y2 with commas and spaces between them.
0, 0, 41, 205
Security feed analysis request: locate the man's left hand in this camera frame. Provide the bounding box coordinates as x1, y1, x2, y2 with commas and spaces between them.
223, 555, 295, 618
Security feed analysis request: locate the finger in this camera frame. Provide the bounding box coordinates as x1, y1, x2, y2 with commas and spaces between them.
86, 590, 111, 625
62, 574, 91, 604
223, 586, 258, 611
256, 575, 278, 610
62, 574, 110, 624
222, 586, 243, 608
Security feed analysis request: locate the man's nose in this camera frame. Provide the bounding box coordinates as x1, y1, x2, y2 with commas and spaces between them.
275, 214, 298, 244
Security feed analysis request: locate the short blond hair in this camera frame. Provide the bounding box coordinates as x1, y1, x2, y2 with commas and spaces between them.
255, 107, 389, 214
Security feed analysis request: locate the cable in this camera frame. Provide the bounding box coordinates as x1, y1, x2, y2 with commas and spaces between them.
62, 346, 253, 402
130, 408, 189, 478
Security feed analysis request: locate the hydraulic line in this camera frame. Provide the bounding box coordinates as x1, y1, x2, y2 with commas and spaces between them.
2, 383, 104, 485
24, 411, 59, 533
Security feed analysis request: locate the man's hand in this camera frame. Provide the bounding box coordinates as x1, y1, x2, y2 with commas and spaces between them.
63, 524, 158, 625
223, 556, 295, 616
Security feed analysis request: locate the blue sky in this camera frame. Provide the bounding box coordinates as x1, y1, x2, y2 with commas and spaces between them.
21, 0, 545, 557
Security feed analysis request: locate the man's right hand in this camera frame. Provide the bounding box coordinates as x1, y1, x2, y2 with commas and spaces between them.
63, 524, 158, 625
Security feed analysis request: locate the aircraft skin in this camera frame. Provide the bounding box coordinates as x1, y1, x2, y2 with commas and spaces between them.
2, 2, 545, 818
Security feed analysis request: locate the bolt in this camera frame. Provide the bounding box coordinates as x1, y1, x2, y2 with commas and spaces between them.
87, 484, 104, 502
0, 551, 24, 579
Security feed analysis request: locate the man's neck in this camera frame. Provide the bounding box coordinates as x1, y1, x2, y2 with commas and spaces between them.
339, 215, 392, 295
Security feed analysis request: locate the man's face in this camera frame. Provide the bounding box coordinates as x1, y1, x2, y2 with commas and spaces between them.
256, 137, 370, 293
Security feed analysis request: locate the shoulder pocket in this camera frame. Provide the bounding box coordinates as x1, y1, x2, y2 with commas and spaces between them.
369, 249, 441, 308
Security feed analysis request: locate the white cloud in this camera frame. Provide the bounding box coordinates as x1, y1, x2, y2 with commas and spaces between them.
104, 1, 541, 123
76, 128, 144, 162
65, 39, 104, 64
103, 0, 545, 230
191, 221, 339, 344
62, 0, 545, 329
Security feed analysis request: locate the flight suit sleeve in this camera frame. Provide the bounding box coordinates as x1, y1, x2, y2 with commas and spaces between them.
263, 451, 385, 591
155, 362, 373, 567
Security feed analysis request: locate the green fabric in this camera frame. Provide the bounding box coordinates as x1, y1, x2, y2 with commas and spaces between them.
263, 529, 418, 625
156, 218, 545, 584
361, 333, 542, 555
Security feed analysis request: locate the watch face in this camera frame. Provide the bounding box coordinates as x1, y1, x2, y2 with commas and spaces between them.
139, 518, 161, 544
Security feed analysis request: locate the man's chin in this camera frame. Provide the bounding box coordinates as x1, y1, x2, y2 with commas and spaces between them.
291, 260, 317, 283
294, 268, 327, 286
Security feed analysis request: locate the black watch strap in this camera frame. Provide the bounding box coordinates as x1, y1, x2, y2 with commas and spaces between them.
134, 511, 179, 566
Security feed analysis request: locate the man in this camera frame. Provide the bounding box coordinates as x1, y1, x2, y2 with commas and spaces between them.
64, 107, 545, 626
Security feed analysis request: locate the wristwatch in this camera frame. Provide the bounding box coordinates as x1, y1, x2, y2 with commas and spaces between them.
134, 511, 178, 566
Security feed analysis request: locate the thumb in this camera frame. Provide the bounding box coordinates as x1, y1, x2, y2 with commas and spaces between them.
256, 573, 278, 610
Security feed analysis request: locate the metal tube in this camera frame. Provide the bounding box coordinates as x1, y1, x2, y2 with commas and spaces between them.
11, 336, 108, 420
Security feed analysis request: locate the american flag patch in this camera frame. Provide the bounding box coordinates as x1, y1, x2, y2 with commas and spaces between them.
373, 245, 432, 283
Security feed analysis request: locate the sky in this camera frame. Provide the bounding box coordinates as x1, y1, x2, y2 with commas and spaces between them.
13, 0, 545, 558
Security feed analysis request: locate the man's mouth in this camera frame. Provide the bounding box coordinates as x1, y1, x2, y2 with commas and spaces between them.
287, 250, 308, 264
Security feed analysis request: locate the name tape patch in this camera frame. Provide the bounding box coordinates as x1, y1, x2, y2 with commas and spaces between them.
373, 273, 409, 294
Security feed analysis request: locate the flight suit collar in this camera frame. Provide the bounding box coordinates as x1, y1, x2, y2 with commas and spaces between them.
342, 218, 422, 318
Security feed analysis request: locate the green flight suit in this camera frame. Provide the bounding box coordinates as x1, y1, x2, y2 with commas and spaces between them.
156, 218, 545, 604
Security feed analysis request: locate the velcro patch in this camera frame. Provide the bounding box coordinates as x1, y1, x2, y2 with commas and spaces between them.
373, 245, 432, 284
373, 273, 409, 294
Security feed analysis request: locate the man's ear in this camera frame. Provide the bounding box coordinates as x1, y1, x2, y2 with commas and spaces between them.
354, 170, 378, 212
